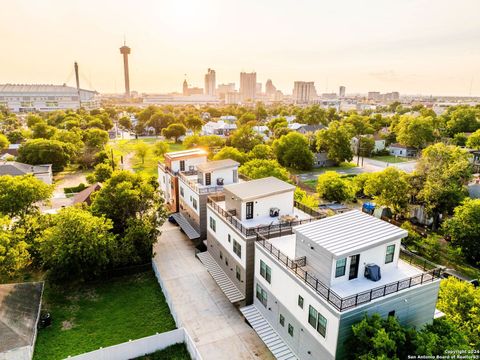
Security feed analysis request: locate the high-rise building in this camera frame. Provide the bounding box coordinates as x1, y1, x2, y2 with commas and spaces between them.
265, 79, 277, 95
240, 72, 257, 101
204, 68, 216, 96
119, 42, 131, 97
293, 81, 317, 103
183, 79, 189, 96
217, 83, 235, 100
339, 85, 346, 98
256, 82, 262, 95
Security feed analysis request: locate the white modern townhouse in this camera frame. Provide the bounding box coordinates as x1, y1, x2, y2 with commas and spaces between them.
158, 148, 208, 214
176, 159, 240, 240
241, 210, 442, 360
199, 177, 324, 305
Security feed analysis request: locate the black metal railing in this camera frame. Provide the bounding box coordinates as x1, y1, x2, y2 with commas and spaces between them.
207, 195, 325, 237
256, 233, 443, 312
178, 170, 225, 195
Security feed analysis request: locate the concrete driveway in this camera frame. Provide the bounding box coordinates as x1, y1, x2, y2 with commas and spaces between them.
153, 223, 273, 360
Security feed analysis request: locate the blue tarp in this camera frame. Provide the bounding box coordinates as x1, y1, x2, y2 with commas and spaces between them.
362, 202, 376, 211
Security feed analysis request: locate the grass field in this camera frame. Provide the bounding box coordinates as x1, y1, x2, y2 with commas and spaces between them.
33, 271, 176, 360
290, 162, 357, 175
133, 343, 191, 360
109, 138, 186, 177
370, 155, 409, 163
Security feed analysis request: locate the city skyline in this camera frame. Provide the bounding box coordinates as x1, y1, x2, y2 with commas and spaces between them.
1, 0, 480, 96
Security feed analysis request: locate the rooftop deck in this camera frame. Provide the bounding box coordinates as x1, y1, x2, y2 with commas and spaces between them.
256, 233, 442, 312
207, 195, 324, 237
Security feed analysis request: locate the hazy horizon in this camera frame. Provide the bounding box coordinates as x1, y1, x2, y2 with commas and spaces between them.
1, 0, 480, 96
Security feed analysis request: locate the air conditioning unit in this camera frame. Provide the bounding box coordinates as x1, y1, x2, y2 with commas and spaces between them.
217, 178, 224, 185
364, 264, 381, 281
269, 207, 280, 217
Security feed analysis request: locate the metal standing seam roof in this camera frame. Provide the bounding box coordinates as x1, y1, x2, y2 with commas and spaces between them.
196, 159, 239, 173
164, 148, 208, 159
223, 176, 295, 201
293, 210, 407, 257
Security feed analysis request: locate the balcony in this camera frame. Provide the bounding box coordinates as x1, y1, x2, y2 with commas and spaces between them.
256, 232, 443, 312
207, 194, 325, 237
178, 171, 225, 195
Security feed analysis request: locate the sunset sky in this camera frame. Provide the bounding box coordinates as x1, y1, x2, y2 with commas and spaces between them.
1, 0, 480, 96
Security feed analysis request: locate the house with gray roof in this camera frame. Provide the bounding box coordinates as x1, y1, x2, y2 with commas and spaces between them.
0, 161, 53, 184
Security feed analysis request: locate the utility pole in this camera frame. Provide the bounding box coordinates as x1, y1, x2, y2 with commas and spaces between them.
74, 62, 81, 108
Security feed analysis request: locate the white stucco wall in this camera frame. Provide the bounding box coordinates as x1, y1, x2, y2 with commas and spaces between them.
238, 191, 294, 221
179, 179, 201, 216
170, 156, 207, 173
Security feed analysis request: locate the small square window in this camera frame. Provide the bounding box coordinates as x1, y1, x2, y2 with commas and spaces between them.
288, 324, 294, 337
279, 314, 285, 327
298, 295, 304, 309
385, 244, 395, 264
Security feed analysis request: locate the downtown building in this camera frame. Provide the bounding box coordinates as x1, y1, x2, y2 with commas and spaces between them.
0, 84, 99, 112
240, 210, 442, 359
292, 81, 317, 104
204, 68, 216, 96
240, 72, 257, 102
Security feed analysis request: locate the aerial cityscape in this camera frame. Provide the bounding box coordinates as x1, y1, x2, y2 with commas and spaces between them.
1, 1, 480, 360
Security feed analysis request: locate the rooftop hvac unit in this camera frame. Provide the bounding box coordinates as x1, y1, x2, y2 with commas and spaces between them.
269, 207, 280, 217
217, 178, 224, 185
364, 264, 381, 281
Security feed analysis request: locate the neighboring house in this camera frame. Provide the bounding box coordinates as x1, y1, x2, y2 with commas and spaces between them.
0, 144, 20, 160
388, 143, 418, 158
252, 125, 269, 140
471, 150, 480, 173
175, 159, 240, 241
295, 124, 326, 135
199, 177, 323, 305
287, 122, 306, 131
201, 120, 237, 137
0, 282, 44, 360
242, 210, 441, 360
0, 161, 53, 184
351, 135, 386, 155
219, 115, 237, 124
313, 152, 335, 168
71, 183, 102, 206
158, 149, 209, 213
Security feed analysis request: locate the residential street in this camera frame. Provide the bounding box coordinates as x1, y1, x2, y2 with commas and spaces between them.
153, 223, 273, 360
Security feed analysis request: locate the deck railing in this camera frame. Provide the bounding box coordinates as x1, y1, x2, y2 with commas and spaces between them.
207, 195, 325, 237
256, 233, 443, 312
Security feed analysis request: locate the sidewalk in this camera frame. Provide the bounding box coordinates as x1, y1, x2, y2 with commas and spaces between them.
153, 223, 273, 360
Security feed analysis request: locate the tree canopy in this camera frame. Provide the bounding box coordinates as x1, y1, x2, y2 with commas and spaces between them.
230, 126, 263, 152
18, 139, 74, 171
213, 146, 247, 164
272, 132, 314, 170
239, 159, 290, 182
316, 121, 353, 164
316, 171, 354, 202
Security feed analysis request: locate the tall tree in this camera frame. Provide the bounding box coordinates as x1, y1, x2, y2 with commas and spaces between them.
161, 123, 186, 143
0, 133, 9, 150
239, 159, 290, 181
466, 129, 480, 149
134, 141, 149, 164
272, 132, 314, 170
230, 126, 263, 152
316, 121, 353, 164
18, 139, 74, 171
213, 146, 247, 164
395, 115, 435, 150
0, 216, 31, 277
316, 171, 354, 202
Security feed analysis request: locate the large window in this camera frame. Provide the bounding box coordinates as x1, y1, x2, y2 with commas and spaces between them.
209, 217, 216, 232
180, 160, 185, 172
233, 239, 241, 258
335, 258, 347, 278
260, 260, 271, 283
205, 172, 211, 186
385, 244, 395, 264
256, 284, 267, 307
308, 305, 327, 338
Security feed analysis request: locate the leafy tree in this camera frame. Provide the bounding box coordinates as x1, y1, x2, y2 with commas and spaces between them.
239, 159, 290, 181
0, 133, 9, 150
213, 146, 247, 164
466, 129, 480, 149
414, 318, 471, 355
436, 277, 480, 347
91, 171, 166, 234
183, 134, 225, 150
316, 121, 353, 164
443, 106, 480, 136
452, 132, 468, 147
153, 140, 169, 157
364, 167, 411, 215
26, 114, 43, 128
52, 129, 84, 156
248, 144, 275, 160
238, 112, 257, 126
294, 188, 318, 208
0, 175, 53, 217
134, 141, 149, 164
316, 171, 354, 202
443, 199, 480, 265
414, 143, 471, 229
148, 112, 175, 135
298, 105, 328, 125
230, 126, 263, 152
344, 114, 374, 135
83, 128, 109, 150
272, 132, 314, 170
356, 136, 375, 157
346, 314, 416, 360
18, 139, 73, 171
86, 162, 113, 183
267, 117, 288, 132
31, 121, 57, 139
0, 216, 30, 276
352, 172, 374, 198
162, 123, 186, 143
87, 118, 105, 129
185, 114, 203, 132
118, 116, 132, 130
395, 115, 435, 150
39, 207, 116, 280
116, 218, 159, 265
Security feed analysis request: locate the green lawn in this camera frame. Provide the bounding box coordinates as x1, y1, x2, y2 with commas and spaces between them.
303, 179, 318, 190
33, 271, 176, 360
370, 155, 409, 163
108, 138, 186, 177
290, 162, 357, 175
133, 343, 191, 360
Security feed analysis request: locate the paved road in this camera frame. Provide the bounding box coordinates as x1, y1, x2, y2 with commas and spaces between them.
153, 223, 273, 360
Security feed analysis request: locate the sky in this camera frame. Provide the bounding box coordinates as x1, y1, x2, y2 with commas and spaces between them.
1, 0, 480, 96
